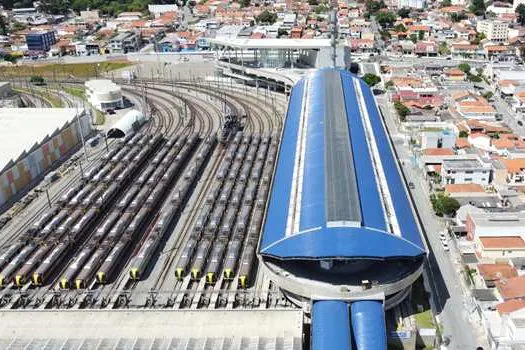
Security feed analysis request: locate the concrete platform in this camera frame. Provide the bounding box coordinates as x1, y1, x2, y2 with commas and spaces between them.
0, 309, 303, 339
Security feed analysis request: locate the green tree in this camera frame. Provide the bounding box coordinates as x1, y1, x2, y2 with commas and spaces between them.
397, 7, 410, 18
256, 10, 277, 24
471, 32, 486, 44
394, 101, 410, 121
467, 74, 482, 82
0, 16, 7, 36
385, 80, 394, 89
362, 73, 381, 87
314, 4, 329, 13
439, 42, 450, 55
366, 0, 386, 14
458, 62, 471, 73
450, 12, 467, 22
277, 28, 288, 38
30, 75, 45, 85
11, 21, 27, 31
393, 23, 407, 32
459, 130, 469, 137
469, 0, 486, 16
240, 0, 250, 8
308, 0, 319, 5
375, 11, 396, 27
517, 4, 525, 25
482, 91, 494, 100
409, 33, 418, 43
418, 30, 425, 40
38, 0, 71, 14
430, 193, 460, 217
440, 0, 451, 6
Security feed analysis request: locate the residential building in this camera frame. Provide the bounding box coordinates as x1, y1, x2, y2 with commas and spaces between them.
451, 43, 478, 58
443, 68, 466, 81
397, 0, 427, 8
148, 4, 178, 18
414, 41, 438, 56
441, 157, 492, 185
109, 31, 140, 54
421, 130, 456, 149
477, 20, 509, 43
494, 159, 525, 186
25, 30, 56, 52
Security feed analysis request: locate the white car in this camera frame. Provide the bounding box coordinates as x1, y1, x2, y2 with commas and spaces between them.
439, 231, 447, 241
441, 240, 450, 251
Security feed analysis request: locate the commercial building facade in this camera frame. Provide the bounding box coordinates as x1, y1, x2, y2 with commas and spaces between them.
85, 80, 124, 112
476, 20, 509, 43
26, 30, 57, 52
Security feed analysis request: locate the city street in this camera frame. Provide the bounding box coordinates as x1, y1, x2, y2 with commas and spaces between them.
376, 95, 489, 349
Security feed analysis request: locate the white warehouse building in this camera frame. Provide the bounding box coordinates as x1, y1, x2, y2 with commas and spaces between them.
85, 79, 124, 112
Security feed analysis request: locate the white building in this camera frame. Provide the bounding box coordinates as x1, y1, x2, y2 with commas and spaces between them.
441, 157, 492, 185
421, 130, 456, 149
476, 20, 509, 43
85, 80, 123, 112
148, 4, 178, 18
281, 13, 297, 30
397, 0, 427, 9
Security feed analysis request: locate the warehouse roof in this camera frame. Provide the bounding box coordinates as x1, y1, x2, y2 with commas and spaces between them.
260, 69, 425, 260
0, 108, 84, 172
209, 38, 333, 49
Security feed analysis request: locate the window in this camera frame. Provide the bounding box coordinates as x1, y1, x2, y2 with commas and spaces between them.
465, 170, 474, 174
464, 178, 472, 182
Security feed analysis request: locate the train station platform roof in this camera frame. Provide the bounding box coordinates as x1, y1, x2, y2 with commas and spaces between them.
209, 38, 334, 50
260, 69, 425, 261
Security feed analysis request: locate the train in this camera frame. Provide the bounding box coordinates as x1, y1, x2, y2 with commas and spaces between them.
205, 240, 226, 284
175, 238, 198, 281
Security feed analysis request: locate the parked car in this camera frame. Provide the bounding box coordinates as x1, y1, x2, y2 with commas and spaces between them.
441, 240, 450, 251
408, 182, 415, 189
439, 231, 447, 241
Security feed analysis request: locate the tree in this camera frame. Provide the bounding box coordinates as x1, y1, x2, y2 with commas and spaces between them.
0, 16, 7, 36
430, 193, 460, 217
366, 0, 386, 14
482, 91, 494, 100
277, 28, 288, 38
385, 80, 394, 89
394, 101, 410, 121
458, 63, 471, 73
308, 0, 319, 5
375, 11, 396, 27
517, 4, 525, 25
409, 33, 418, 43
440, 0, 451, 6
362, 73, 381, 87
30, 76, 45, 85
397, 7, 410, 18
467, 74, 483, 82
256, 10, 277, 24
393, 23, 407, 32
314, 4, 329, 13
439, 42, 450, 55
240, 0, 250, 8
469, 0, 486, 16
450, 12, 467, 22
459, 130, 469, 137
471, 32, 486, 44
418, 30, 425, 40
38, 0, 71, 15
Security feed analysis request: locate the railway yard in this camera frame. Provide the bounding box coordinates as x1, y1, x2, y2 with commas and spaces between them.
0, 77, 291, 311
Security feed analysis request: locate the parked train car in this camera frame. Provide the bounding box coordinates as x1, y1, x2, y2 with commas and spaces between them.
28, 208, 58, 234
101, 148, 119, 163
190, 239, 212, 280
14, 244, 53, 286
145, 186, 164, 208
219, 208, 238, 239
96, 238, 130, 284
152, 148, 169, 165
103, 213, 133, 245
205, 240, 226, 284
127, 186, 151, 213
32, 242, 69, 286
243, 183, 257, 205
234, 206, 252, 238
117, 185, 140, 210
74, 246, 110, 289
36, 210, 68, 240
125, 207, 149, 236
218, 182, 234, 205
205, 205, 225, 237
223, 239, 242, 280
58, 246, 94, 289
0, 243, 23, 272
80, 185, 104, 209
68, 184, 94, 208
91, 211, 120, 244
110, 147, 130, 164
122, 148, 139, 164
54, 210, 83, 238
136, 165, 156, 186
193, 203, 213, 236
129, 236, 156, 280
175, 238, 198, 280
238, 243, 256, 289
92, 163, 113, 182
57, 184, 82, 206
70, 208, 98, 241
82, 165, 101, 182
0, 244, 37, 287
94, 183, 120, 210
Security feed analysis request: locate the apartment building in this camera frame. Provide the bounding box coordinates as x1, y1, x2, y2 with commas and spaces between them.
441, 157, 492, 185
477, 20, 509, 43
109, 31, 141, 54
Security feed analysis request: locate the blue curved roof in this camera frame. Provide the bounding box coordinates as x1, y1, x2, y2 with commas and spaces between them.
312, 300, 351, 350
351, 300, 387, 350
260, 68, 425, 260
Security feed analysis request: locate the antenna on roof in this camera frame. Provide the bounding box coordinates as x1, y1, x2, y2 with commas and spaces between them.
329, 0, 338, 68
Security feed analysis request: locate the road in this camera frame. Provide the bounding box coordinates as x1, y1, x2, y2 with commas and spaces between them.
376, 95, 488, 349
